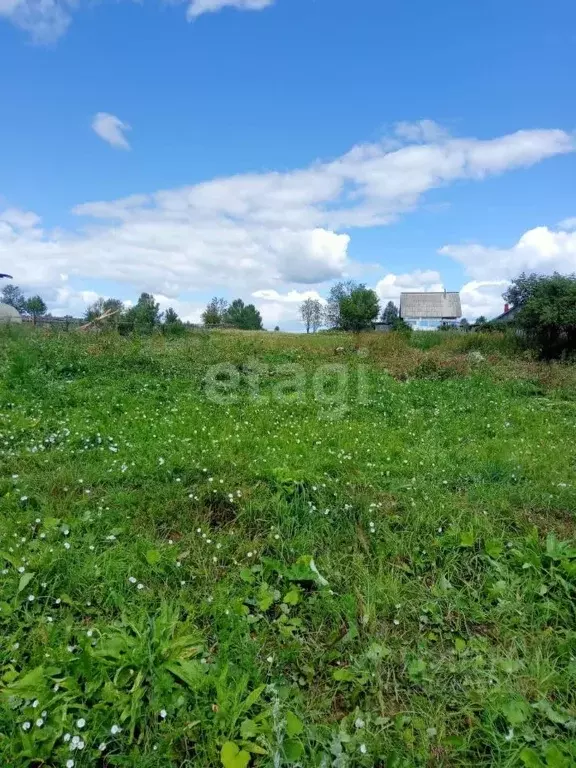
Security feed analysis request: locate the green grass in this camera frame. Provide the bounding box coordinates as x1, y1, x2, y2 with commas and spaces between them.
1, 327, 575, 767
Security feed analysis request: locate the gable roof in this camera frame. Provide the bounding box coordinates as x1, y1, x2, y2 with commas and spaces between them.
400, 292, 462, 319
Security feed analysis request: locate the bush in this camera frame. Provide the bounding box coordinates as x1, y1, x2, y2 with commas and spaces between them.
510, 273, 576, 359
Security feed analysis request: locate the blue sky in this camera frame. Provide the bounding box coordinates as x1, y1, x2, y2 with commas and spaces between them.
1, 0, 575, 328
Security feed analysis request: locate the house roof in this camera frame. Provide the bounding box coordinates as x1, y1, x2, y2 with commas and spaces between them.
400, 292, 462, 319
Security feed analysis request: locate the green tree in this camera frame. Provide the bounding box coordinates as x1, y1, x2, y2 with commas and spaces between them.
85, 297, 124, 325
202, 297, 228, 326
459, 318, 470, 329
511, 272, 576, 358
391, 317, 412, 333
381, 300, 399, 324
475, 315, 488, 326
164, 307, 180, 325
503, 272, 541, 309
238, 304, 264, 330
299, 298, 323, 333
325, 280, 358, 329
1, 284, 26, 312
339, 286, 380, 332
24, 295, 47, 325
125, 293, 161, 332
224, 299, 263, 330
162, 307, 185, 335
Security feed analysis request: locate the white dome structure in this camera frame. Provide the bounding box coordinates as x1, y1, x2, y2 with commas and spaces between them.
0, 303, 22, 323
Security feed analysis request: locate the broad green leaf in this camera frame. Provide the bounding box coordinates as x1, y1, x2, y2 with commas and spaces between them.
241, 742, 267, 755
533, 700, 569, 725
165, 660, 207, 690
0, 551, 18, 568
407, 659, 427, 679
501, 697, 530, 725
240, 719, 257, 739
454, 637, 466, 653
285, 711, 303, 737
17, 571, 35, 595
283, 589, 301, 606
333, 668, 356, 682
242, 684, 265, 712
240, 568, 255, 584
519, 747, 544, 768
5, 666, 46, 698
485, 539, 503, 558
460, 531, 474, 548
221, 741, 250, 768
145, 549, 161, 566
284, 739, 304, 761
366, 642, 391, 661
544, 745, 569, 768
257, 585, 275, 612
437, 574, 452, 592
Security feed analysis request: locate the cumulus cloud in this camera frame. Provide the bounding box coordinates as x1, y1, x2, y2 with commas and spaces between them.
375, 270, 444, 302
441, 224, 576, 282
459, 280, 510, 320
1, 124, 574, 321
251, 289, 325, 329
92, 113, 131, 150
438, 218, 576, 319
187, 0, 274, 20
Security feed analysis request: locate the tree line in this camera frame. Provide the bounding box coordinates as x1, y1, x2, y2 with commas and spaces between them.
5, 272, 576, 356
298, 281, 411, 333
201, 297, 264, 330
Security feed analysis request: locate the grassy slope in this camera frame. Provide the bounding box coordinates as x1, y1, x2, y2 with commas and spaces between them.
0, 328, 575, 767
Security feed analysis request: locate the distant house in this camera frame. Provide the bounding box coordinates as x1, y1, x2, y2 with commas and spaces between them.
400, 291, 462, 331
0, 303, 22, 324
492, 303, 520, 324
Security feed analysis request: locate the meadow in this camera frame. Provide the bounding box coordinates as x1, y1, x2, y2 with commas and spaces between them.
0, 327, 575, 767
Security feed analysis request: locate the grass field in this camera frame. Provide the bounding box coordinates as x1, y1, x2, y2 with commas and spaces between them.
1, 327, 576, 768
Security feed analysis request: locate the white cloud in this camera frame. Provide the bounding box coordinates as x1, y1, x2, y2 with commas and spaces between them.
1, 124, 573, 320
0, 208, 41, 229
92, 113, 131, 150
252, 288, 325, 304
441, 224, 576, 282
0, 0, 70, 43
187, 0, 274, 20
155, 295, 204, 324
394, 120, 450, 144
0, 0, 275, 40
460, 280, 509, 320
375, 270, 444, 302
252, 289, 325, 330
559, 216, 576, 231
